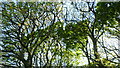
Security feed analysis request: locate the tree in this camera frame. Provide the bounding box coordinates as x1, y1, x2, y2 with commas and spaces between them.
96, 2, 120, 66
1, 1, 120, 68
1, 2, 63, 68
62, 1, 120, 67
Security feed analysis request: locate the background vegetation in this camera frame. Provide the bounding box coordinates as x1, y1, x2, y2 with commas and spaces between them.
0, 1, 120, 68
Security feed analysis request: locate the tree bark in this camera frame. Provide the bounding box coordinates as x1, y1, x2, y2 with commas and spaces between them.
92, 38, 105, 68
22, 55, 33, 68
92, 39, 99, 60
24, 60, 33, 68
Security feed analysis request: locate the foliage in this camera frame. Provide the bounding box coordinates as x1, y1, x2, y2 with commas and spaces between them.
1, 1, 120, 68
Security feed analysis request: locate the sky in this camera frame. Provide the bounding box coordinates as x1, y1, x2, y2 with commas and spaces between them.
0, 1, 119, 66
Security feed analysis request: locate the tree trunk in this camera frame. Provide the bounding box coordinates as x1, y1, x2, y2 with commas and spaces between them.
86, 52, 90, 65
23, 55, 33, 68
24, 60, 33, 68
92, 39, 99, 60
92, 38, 105, 68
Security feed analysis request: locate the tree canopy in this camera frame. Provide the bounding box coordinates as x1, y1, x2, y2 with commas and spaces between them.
1, 1, 120, 68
